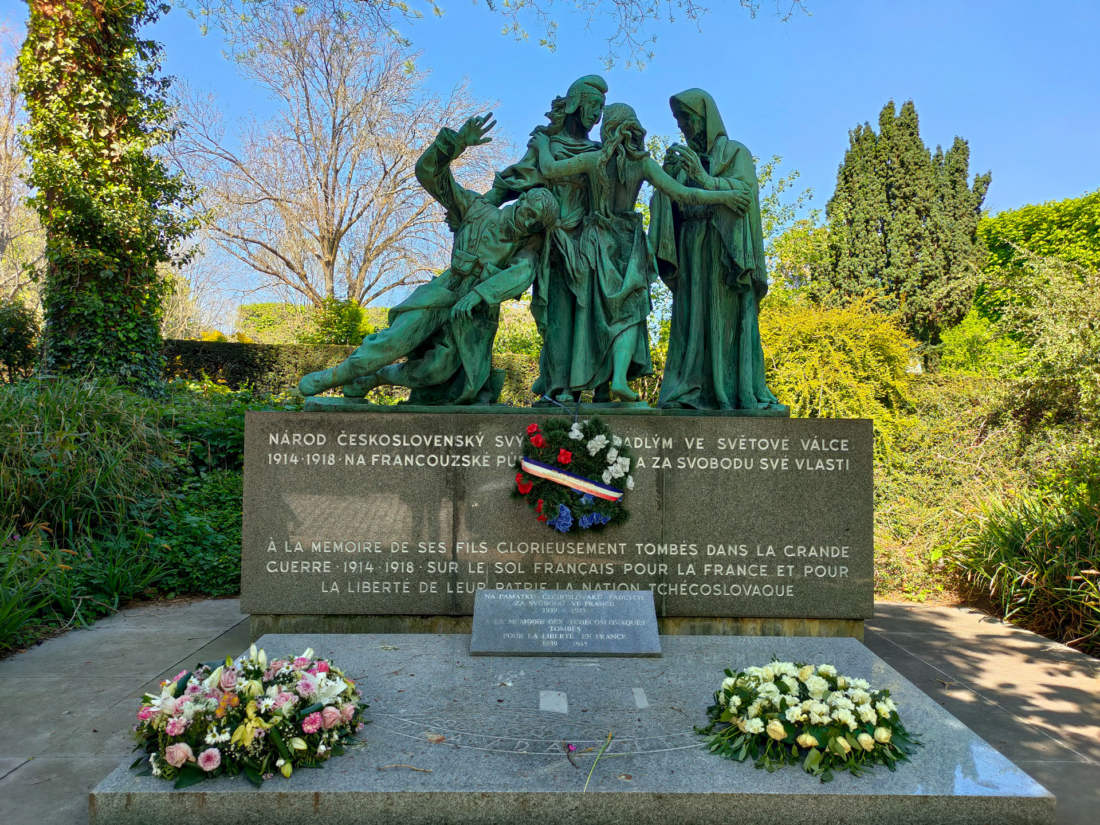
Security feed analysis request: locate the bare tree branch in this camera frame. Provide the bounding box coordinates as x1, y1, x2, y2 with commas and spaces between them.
173, 7, 506, 309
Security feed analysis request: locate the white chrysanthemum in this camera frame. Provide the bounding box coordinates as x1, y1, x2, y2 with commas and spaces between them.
569, 423, 584, 440
744, 666, 764, 680
606, 447, 619, 463
817, 664, 837, 678
626, 475, 635, 490
758, 682, 781, 701
744, 718, 765, 735
876, 699, 897, 718
773, 662, 798, 678
832, 707, 857, 730
805, 675, 828, 699
612, 435, 622, 447
858, 703, 878, 724
849, 689, 871, 706
828, 694, 854, 710
784, 703, 806, 724
849, 678, 870, 691
586, 434, 609, 455
721, 677, 736, 692
728, 694, 741, 710
797, 664, 815, 682
746, 700, 763, 719
808, 701, 831, 725
602, 469, 613, 484
616, 456, 631, 473
760, 665, 776, 682
781, 675, 799, 694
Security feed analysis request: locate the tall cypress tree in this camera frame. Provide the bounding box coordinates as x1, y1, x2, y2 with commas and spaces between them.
18, 1, 195, 390
825, 100, 989, 345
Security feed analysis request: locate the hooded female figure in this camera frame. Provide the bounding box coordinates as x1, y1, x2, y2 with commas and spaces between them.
486, 75, 608, 402
531, 102, 751, 401
649, 89, 783, 410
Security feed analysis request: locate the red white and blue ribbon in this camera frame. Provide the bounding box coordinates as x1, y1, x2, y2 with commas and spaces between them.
519, 457, 623, 502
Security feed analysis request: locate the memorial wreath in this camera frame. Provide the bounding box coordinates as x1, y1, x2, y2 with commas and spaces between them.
131, 645, 366, 788
697, 660, 919, 782
513, 417, 634, 531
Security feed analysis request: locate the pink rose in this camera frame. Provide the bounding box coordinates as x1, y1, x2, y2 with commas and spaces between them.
219, 668, 238, 692
165, 717, 188, 737
321, 706, 341, 729
164, 743, 195, 768
184, 682, 202, 696
197, 747, 221, 772
314, 661, 330, 674
137, 706, 155, 721
296, 674, 317, 698
301, 712, 322, 734
293, 656, 311, 668
340, 704, 355, 723
272, 691, 295, 709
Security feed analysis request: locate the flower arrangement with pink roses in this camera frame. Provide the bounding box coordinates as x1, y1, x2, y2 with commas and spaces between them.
131, 644, 366, 788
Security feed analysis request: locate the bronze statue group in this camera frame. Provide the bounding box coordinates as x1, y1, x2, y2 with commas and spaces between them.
299, 76, 783, 412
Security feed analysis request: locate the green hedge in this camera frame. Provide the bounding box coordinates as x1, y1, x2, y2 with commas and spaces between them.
164, 339, 353, 394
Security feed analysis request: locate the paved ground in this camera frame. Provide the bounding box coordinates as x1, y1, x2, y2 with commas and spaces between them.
0, 599, 1096, 825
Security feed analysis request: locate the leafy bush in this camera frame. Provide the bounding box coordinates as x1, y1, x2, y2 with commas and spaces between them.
164, 339, 354, 394
297, 297, 375, 345
949, 445, 1099, 655
760, 299, 917, 457
0, 376, 177, 547
938, 307, 1026, 377
0, 300, 39, 382
0, 524, 72, 649
150, 470, 243, 598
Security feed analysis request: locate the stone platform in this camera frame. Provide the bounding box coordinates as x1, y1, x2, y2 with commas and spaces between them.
89, 634, 1054, 825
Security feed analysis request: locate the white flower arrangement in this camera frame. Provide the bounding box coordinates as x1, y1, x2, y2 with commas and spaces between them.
698, 659, 919, 781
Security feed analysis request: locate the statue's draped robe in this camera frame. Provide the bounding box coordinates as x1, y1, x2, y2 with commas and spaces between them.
649, 90, 778, 410
493, 133, 599, 397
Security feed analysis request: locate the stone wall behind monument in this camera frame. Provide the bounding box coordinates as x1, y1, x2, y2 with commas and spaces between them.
242, 410, 872, 637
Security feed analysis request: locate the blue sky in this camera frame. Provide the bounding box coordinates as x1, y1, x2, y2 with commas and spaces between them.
2, 0, 1098, 319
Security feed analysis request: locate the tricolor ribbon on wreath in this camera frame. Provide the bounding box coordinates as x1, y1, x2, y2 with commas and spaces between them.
519, 457, 623, 502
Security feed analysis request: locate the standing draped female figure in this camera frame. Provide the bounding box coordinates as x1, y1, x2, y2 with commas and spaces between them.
648, 88, 783, 411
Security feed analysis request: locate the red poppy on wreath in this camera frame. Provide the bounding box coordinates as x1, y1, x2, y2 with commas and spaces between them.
515, 472, 533, 495
557, 448, 573, 465
526, 423, 539, 435
530, 433, 546, 448
535, 499, 544, 514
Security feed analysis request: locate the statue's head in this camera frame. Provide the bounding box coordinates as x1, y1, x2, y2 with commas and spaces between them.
600, 103, 646, 158
669, 88, 725, 152
513, 187, 559, 234
563, 74, 608, 132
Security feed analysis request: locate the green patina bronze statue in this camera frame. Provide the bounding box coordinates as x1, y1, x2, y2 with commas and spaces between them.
649, 89, 784, 411
298, 114, 558, 403
298, 82, 785, 415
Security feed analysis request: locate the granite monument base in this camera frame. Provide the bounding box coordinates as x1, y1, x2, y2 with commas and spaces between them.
248, 613, 865, 641
90, 634, 1052, 825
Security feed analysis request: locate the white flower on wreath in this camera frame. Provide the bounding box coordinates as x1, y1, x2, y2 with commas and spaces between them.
721, 677, 736, 692
602, 469, 613, 484
728, 694, 741, 710
832, 707, 858, 730
569, 423, 584, 440
797, 664, 815, 682
606, 447, 619, 463
612, 435, 622, 447
858, 703, 878, 725
849, 678, 870, 691
849, 688, 871, 705
781, 675, 799, 694
808, 701, 831, 725
616, 456, 630, 474
743, 718, 765, 735
784, 703, 806, 724
587, 434, 608, 455
817, 664, 837, 678
773, 662, 798, 678
876, 699, 897, 718
626, 475, 634, 490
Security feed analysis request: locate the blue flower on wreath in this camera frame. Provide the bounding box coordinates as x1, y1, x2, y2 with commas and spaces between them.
578, 511, 610, 530
577, 493, 595, 506
548, 503, 574, 532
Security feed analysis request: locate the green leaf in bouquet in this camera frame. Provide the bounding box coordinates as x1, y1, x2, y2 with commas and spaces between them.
268, 726, 292, 762
174, 764, 206, 790
172, 670, 192, 697
802, 747, 823, 774
820, 769, 834, 783
243, 765, 264, 787
130, 755, 147, 770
